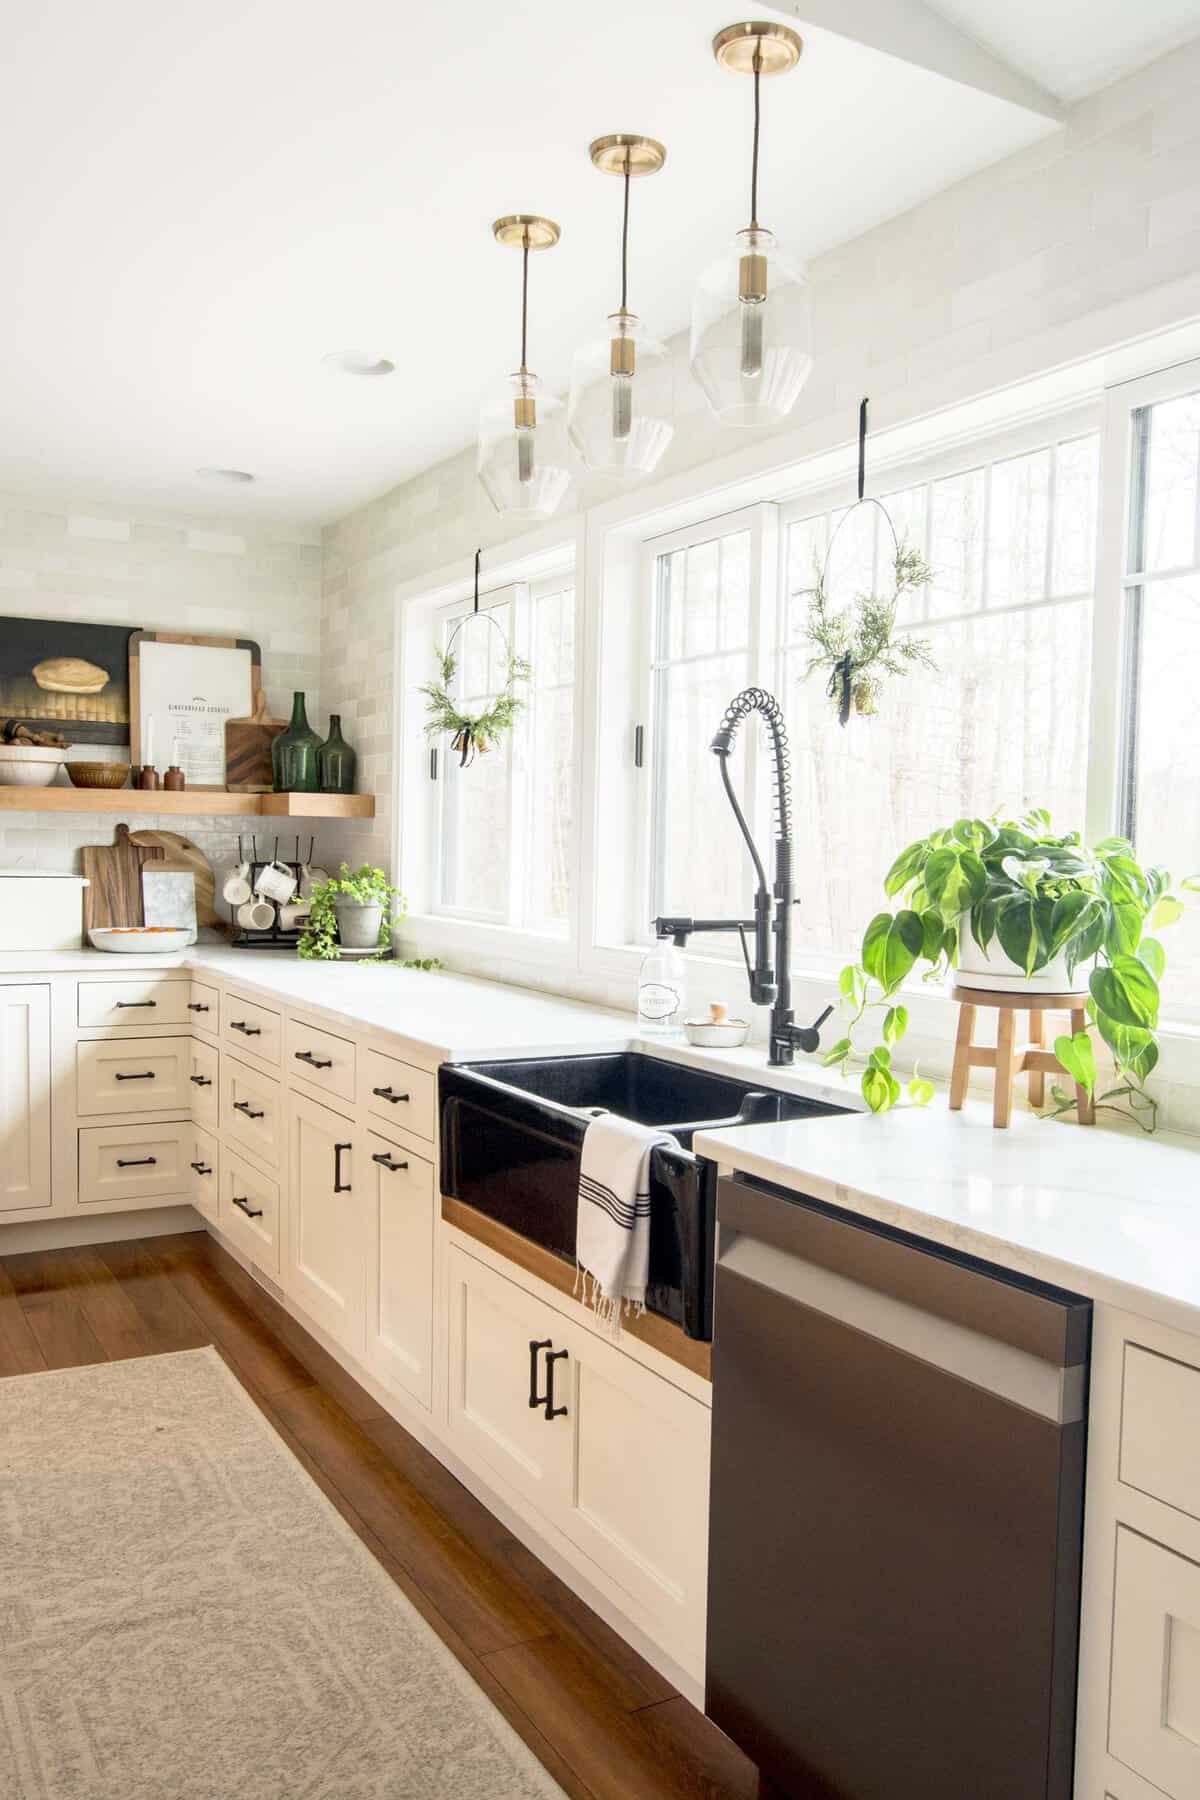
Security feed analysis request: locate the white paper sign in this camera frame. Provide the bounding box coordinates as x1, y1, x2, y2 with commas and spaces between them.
137, 641, 253, 786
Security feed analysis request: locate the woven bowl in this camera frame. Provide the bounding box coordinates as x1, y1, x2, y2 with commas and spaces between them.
66, 761, 130, 789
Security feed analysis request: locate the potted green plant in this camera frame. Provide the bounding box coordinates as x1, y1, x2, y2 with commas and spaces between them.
297, 865, 404, 961
824, 811, 1196, 1126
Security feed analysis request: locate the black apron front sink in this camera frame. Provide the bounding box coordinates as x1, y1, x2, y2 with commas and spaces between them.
438, 1051, 848, 1340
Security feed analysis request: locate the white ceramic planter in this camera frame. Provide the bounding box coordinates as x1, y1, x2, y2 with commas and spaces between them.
334, 898, 383, 950
954, 915, 1089, 996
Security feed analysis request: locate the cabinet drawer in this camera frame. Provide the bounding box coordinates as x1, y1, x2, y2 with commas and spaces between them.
76, 1037, 192, 1115
77, 977, 193, 1029
286, 1013, 356, 1106
1121, 1344, 1200, 1522
364, 1047, 435, 1140
79, 1120, 192, 1204
188, 1038, 219, 1129
187, 981, 219, 1029
221, 1056, 282, 1169
188, 1124, 219, 1224
221, 1149, 280, 1274
1110, 1527, 1200, 1800
221, 990, 282, 1064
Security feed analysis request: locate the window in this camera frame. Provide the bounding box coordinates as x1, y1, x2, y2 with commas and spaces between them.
781, 429, 1099, 963
433, 572, 575, 935
629, 426, 1101, 966
1118, 380, 1200, 1002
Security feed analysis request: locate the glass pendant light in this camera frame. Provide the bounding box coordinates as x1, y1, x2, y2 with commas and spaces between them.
690, 21, 813, 428
477, 215, 570, 518
568, 134, 674, 481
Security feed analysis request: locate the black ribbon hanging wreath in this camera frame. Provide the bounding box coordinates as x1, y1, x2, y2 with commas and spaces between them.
419, 549, 532, 767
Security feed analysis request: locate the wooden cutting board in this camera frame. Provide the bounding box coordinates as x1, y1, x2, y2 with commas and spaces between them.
225, 688, 284, 792
81, 824, 165, 931
129, 829, 216, 928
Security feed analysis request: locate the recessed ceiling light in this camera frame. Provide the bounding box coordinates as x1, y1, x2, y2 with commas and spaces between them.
322, 349, 395, 377
196, 466, 255, 483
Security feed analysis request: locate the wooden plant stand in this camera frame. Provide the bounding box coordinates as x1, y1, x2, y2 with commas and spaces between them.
949, 985, 1095, 1129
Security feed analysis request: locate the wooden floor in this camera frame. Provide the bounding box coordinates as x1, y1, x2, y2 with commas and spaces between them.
0, 1231, 779, 1800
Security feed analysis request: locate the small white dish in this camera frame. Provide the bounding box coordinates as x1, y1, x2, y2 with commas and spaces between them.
88, 926, 191, 954
683, 1003, 749, 1048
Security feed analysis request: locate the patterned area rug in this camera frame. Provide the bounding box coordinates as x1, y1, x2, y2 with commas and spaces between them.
0, 1348, 564, 1799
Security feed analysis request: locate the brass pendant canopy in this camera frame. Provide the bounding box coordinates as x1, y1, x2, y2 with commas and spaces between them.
712, 19, 803, 75
491, 214, 560, 251
588, 133, 667, 178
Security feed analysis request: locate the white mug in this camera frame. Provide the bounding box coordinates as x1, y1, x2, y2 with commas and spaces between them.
255, 859, 297, 904
279, 901, 310, 932
237, 897, 276, 932
223, 861, 252, 906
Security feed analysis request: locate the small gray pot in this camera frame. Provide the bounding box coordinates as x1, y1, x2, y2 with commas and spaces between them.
333, 899, 383, 950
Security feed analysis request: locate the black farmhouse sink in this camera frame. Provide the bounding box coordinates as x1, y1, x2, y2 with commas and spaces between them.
439, 1051, 848, 1340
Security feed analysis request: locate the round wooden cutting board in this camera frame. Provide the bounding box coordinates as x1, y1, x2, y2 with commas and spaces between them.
128, 829, 217, 928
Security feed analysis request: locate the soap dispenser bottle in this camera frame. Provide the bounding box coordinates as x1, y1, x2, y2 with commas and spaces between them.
637, 936, 687, 1035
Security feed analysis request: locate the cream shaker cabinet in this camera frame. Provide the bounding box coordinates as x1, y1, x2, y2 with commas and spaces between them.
0, 985, 51, 1213
364, 1132, 435, 1411
284, 1090, 365, 1357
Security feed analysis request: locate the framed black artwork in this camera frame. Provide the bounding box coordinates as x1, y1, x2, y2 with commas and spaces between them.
0, 617, 139, 745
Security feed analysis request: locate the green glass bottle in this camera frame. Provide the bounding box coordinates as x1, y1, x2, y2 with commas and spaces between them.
318, 713, 357, 795
272, 692, 321, 793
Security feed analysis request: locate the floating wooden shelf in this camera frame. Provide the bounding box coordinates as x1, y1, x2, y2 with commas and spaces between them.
0, 788, 375, 819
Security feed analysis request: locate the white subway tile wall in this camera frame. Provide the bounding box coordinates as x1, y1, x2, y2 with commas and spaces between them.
0, 494, 323, 888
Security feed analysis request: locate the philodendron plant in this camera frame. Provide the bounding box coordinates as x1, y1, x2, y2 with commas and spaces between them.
824, 811, 1197, 1128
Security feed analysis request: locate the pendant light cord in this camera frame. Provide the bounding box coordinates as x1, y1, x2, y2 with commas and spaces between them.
858, 396, 869, 501
520, 241, 530, 371
620, 166, 631, 313
473, 547, 481, 615
749, 49, 762, 228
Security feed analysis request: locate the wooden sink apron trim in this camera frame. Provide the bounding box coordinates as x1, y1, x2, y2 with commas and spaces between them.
441, 1196, 712, 1383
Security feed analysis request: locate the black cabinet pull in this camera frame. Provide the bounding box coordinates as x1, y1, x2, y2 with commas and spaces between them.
231, 1194, 263, 1219
187, 1002, 210, 1013
230, 1021, 261, 1036
190, 1161, 212, 1175
189, 1074, 212, 1087
115, 999, 156, 1009
295, 1049, 333, 1069
115, 1071, 155, 1081
528, 1338, 553, 1410
371, 1151, 408, 1173
372, 1086, 409, 1104
543, 1347, 569, 1421
233, 1100, 264, 1119
333, 1142, 352, 1192
117, 1156, 157, 1168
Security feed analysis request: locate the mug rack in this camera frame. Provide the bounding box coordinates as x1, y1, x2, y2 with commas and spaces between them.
228, 834, 315, 950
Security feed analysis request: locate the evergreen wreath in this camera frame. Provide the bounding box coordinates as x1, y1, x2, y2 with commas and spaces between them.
419, 548, 533, 766
795, 399, 936, 725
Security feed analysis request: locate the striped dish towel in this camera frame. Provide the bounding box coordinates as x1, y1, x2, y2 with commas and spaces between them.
576, 1112, 678, 1327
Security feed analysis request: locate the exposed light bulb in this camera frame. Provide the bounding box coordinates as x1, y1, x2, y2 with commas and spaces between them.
517, 430, 535, 484
611, 376, 633, 440
739, 302, 763, 377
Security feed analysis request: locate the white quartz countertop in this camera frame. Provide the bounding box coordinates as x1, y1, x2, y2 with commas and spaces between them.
696, 1105, 1200, 1336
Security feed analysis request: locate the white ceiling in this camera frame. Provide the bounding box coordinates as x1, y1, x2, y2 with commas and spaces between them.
926, 0, 1200, 103
0, 0, 1194, 524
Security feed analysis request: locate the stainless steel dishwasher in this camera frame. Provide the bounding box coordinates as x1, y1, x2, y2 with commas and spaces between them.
705, 1172, 1091, 1800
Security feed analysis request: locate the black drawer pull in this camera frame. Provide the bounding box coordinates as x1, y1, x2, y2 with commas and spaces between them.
115, 1071, 155, 1081
187, 1002, 210, 1013
333, 1142, 352, 1193
371, 1151, 408, 1172
233, 1100, 265, 1119
115, 999, 156, 1009
231, 1194, 264, 1219
372, 1086, 409, 1104
189, 1074, 212, 1087
295, 1050, 333, 1069
543, 1346, 569, 1421
190, 1161, 212, 1175
529, 1338, 553, 1410
117, 1156, 157, 1168
230, 1021, 261, 1036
